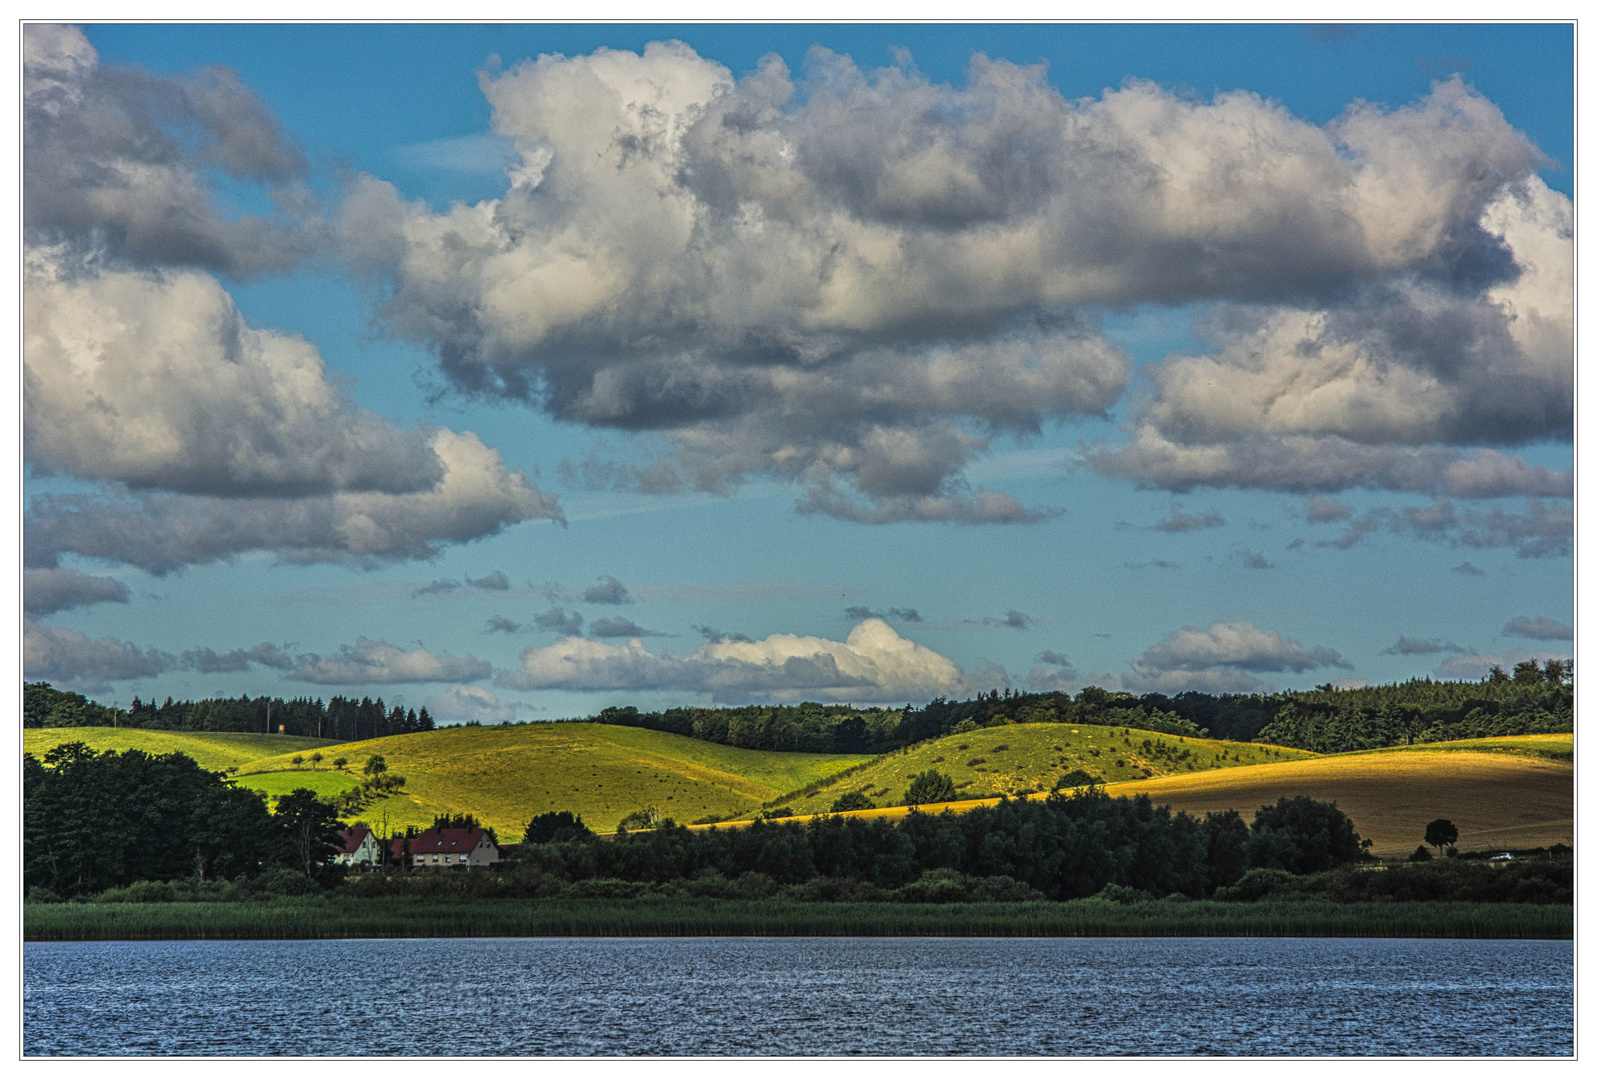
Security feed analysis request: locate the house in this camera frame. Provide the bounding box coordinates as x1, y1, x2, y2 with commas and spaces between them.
392, 826, 500, 869
332, 826, 383, 867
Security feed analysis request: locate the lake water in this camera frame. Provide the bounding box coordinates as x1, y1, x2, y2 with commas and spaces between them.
24, 937, 1571, 1056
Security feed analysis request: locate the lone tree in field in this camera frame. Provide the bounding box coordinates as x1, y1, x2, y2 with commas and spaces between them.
363, 754, 388, 780
830, 790, 876, 813
904, 769, 956, 806
310, 752, 324, 770
291, 755, 304, 768
332, 756, 348, 772
1424, 818, 1458, 856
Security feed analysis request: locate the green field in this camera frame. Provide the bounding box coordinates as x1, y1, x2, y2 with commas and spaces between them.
23, 727, 343, 774
237, 723, 875, 833
232, 769, 364, 807
756, 722, 1316, 818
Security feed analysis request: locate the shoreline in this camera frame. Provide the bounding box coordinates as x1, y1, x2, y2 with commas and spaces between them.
25, 898, 1571, 942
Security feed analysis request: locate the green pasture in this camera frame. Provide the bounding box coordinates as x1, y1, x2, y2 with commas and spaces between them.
760, 723, 1317, 818
23, 727, 343, 774
239, 722, 875, 833
231, 769, 364, 808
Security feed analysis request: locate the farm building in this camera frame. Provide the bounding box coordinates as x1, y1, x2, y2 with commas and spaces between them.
392, 826, 500, 869
331, 827, 383, 867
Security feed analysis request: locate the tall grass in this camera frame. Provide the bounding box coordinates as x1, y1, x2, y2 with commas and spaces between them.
24, 898, 1570, 942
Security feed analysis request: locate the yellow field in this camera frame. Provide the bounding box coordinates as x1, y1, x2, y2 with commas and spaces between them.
237, 723, 874, 834
749, 722, 1314, 819
692, 737, 1572, 858
23, 727, 343, 774
1353, 733, 1573, 762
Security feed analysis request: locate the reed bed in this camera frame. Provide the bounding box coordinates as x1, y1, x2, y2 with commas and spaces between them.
24, 898, 1570, 942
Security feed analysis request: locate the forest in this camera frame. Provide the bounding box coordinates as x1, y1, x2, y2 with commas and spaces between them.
23, 683, 434, 741
23, 657, 1570, 756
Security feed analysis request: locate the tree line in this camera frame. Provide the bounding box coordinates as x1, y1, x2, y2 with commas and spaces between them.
501, 790, 1367, 901
580, 665, 1569, 756
23, 683, 434, 741
23, 743, 345, 899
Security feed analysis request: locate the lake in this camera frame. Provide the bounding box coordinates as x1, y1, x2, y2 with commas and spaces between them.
24, 937, 1572, 1056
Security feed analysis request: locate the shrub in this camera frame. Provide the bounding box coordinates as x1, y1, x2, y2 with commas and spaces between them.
1213, 868, 1299, 902
830, 790, 877, 813
1092, 883, 1154, 904
950, 719, 980, 735
992, 744, 1010, 752
904, 769, 957, 805
26, 885, 63, 905
1409, 845, 1434, 862
523, 810, 593, 845
1053, 769, 1102, 790
966, 757, 986, 766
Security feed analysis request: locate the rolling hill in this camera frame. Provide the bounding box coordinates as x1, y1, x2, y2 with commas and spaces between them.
694, 735, 1572, 860
23, 727, 342, 774
752, 722, 1316, 818
231, 722, 875, 833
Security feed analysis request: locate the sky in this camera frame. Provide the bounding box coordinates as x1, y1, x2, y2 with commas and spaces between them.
19, 21, 1575, 725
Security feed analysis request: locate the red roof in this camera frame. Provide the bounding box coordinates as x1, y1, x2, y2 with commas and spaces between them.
335, 827, 371, 854
391, 827, 495, 856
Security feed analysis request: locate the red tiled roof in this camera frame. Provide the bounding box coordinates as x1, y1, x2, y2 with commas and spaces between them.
391, 827, 495, 856
335, 827, 371, 854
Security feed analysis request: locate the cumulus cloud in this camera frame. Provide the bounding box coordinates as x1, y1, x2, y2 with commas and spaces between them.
26, 428, 564, 575
290, 638, 492, 685
1434, 648, 1569, 681
23, 566, 130, 615
582, 576, 633, 605
424, 684, 526, 724
533, 607, 584, 636
1381, 636, 1467, 656
181, 642, 296, 673
334, 44, 1566, 517
589, 616, 664, 638
497, 618, 972, 703
1104, 621, 1349, 694
24, 24, 314, 278
1502, 615, 1572, 640
1154, 506, 1225, 532
1092, 174, 1571, 499
24, 617, 174, 685
1301, 495, 1353, 523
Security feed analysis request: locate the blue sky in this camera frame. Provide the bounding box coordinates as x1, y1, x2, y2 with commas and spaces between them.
23, 22, 1573, 722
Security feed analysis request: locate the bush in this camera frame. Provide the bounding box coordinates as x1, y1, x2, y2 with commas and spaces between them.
1092, 883, 1155, 904
1213, 868, 1299, 902
26, 885, 63, 905
893, 868, 1042, 904
830, 790, 877, 813
1245, 796, 1365, 874
904, 769, 957, 806
1409, 845, 1434, 862
783, 876, 891, 903
1053, 769, 1102, 790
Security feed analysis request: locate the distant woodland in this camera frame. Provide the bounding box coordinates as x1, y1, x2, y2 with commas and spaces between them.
23, 684, 433, 742
24, 657, 1569, 756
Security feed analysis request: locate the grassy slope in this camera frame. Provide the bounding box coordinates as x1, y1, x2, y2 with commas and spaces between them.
23, 727, 342, 774
694, 735, 1572, 860
755, 722, 1315, 818
1354, 733, 1573, 763
239, 723, 873, 833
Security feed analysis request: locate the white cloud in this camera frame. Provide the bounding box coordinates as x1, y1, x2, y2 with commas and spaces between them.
291, 638, 492, 685
24, 24, 313, 277
336, 44, 1561, 517
496, 617, 972, 703
1092, 621, 1350, 694
1092, 178, 1570, 498
424, 684, 526, 724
